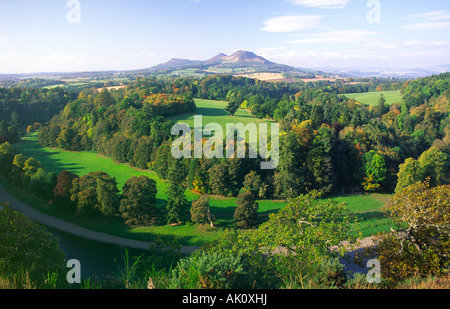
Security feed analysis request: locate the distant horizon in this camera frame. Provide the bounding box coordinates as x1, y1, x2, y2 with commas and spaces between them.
1, 0, 449, 74
1, 49, 449, 76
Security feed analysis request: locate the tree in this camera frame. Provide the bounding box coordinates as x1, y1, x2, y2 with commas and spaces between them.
204, 191, 358, 288
225, 101, 239, 116
0, 142, 15, 177
11, 154, 27, 186
374, 94, 388, 118
395, 158, 421, 193
28, 168, 56, 200
377, 181, 450, 282
395, 147, 448, 192
362, 151, 387, 191
242, 171, 267, 199
120, 176, 158, 226
0, 203, 66, 284
417, 146, 448, 187
53, 171, 79, 211
190, 194, 215, 227
234, 191, 259, 229
23, 157, 42, 179
166, 158, 189, 224
70, 172, 120, 217
94, 88, 115, 107
208, 162, 230, 196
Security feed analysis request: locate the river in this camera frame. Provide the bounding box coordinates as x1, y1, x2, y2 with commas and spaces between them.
47, 228, 150, 278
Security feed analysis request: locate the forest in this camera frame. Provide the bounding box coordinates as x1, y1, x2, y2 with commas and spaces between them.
0, 72, 449, 289
32, 73, 450, 201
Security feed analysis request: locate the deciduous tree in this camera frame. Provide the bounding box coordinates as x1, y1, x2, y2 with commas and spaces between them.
120, 176, 158, 225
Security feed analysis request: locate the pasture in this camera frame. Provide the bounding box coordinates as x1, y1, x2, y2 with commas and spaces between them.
344, 90, 403, 106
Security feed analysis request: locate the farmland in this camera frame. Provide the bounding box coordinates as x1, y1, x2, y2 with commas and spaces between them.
344, 90, 403, 106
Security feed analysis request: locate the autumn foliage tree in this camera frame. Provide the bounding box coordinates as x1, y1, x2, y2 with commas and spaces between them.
53, 171, 79, 211
377, 181, 450, 283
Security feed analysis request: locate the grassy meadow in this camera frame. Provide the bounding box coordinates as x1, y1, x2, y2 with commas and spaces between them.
344, 90, 403, 106
8, 98, 393, 246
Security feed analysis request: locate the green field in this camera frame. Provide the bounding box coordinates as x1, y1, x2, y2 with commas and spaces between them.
8, 99, 392, 246
344, 90, 403, 106
169, 99, 274, 133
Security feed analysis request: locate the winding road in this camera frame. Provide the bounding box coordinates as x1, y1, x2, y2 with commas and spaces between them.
0, 184, 199, 255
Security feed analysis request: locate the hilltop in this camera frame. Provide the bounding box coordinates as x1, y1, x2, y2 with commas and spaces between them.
143, 50, 317, 81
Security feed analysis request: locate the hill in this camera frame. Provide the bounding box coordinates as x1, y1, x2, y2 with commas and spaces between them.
144, 50, 317, 80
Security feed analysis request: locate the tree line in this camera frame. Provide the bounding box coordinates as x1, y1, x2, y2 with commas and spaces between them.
0, 142, 260, 229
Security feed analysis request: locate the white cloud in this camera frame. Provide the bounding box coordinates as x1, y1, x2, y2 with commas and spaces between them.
407, 10, 450, 21
286, 0, 350, 9
404, 10, 450, 31
262, 15, 322, 33
288, 30, 379, 44
403, 21, 450, 31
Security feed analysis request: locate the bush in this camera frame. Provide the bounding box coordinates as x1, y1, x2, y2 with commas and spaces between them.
169, 251, 245, 289
309, 258, 348, 289
0, 203, 66, 285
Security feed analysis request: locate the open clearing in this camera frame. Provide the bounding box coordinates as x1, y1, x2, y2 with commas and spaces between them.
344, 90, 403, 106
169, 99, 274, 134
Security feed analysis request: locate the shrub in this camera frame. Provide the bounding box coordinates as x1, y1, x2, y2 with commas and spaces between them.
169, 251, 245, 289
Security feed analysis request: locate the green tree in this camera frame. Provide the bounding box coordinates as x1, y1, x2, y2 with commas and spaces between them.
362, 151, 387, 191
234, 191, 259, 229
0, 142, 15, 177
23, 157, 42, 179
204, 192, 358, 288
225, 101, 239, 116
120, 176, 158, 225
70, 172, 120, 217
396, 147, 448, 192
190, 194, 215, 227
94, 88, 115, 107
28, 168, 56, 200
242, 170, 268, 199
166, 158, 189, 224
417, 146, 448, 187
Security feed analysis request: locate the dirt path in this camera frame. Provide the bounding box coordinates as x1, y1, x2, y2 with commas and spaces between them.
0, 184, 199, 254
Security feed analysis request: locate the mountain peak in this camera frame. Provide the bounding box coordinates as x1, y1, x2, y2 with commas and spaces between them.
150, 50, 276, 71
223, 50, 272, 64
205, 53, 228, 64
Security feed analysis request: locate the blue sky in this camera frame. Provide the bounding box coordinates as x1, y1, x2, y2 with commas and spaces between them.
0, 0, 449, 73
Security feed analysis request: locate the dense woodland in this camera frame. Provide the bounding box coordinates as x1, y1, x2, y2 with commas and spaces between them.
31, 73, 450, 201
1, 72, 449, 289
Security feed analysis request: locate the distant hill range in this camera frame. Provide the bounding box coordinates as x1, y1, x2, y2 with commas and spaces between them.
146, 50, 315, 79
1, 50, 448, 82
142, 50, 449, 80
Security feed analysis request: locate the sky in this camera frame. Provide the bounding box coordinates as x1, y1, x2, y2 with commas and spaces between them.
0, 0, 449, 74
